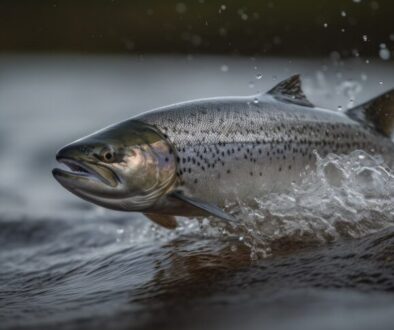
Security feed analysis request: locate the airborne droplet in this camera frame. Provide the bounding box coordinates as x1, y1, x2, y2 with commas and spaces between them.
175, 2, 187, 14
379, 44, 391, 60
221, 65, 229, 72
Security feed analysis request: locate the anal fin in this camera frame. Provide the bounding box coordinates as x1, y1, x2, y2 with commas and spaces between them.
145, 213, 178, 229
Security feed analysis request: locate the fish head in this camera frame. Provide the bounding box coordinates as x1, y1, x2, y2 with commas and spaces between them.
52, 120, 177, 211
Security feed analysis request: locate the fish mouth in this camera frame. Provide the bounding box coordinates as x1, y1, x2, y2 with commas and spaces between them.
52, 158, 118, 188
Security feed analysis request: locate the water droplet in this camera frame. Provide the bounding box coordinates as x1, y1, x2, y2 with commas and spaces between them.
370, 1, 379, 10
353, 0, 361, 3
362, 35, 368, 42
191, 34, 202, 46
379, 81, 384, 86
175, 2, 187, 14
365, 59, 370, 64
256, 73, 263, 80
379, 48, 391, 61
358, 154, 366, 160
323, 22, 328, 28
273, 36, 282, 45
238, 9, 248, 20
330, 51, 341, 61
341, 10, 347, 17
337, 80, 362, 104
239, 236, 244, 241
221, 64, 229, 72
219, 27, 227, 36
341, 28, 346, 33
337, 105, 343, 111
253, 97, 259, 104
218, 4, 226, 13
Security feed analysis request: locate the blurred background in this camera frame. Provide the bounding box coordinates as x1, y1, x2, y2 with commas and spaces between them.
1, 1, 394, 330
0, 0, 393, 57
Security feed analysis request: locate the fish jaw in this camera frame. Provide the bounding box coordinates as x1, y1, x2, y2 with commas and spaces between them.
53, 148, 121, 199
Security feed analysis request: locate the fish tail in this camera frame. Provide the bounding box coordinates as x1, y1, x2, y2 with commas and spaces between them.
346, 88, 394, 138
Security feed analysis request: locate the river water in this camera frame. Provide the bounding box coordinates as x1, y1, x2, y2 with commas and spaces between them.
0, 55, 394, 330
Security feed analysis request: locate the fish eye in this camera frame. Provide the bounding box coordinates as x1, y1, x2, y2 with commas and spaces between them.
101, 148, 115, 162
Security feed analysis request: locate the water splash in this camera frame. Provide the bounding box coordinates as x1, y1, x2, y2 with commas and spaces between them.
147, 151, 394, 260
224, 151, 394, 259
336, 79, 362, 109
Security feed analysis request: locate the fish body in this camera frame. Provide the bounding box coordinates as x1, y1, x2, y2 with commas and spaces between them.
137, 94, 394, 208
53, 75, 394, 228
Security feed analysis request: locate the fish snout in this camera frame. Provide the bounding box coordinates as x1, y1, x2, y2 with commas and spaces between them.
56, 142, 93, 162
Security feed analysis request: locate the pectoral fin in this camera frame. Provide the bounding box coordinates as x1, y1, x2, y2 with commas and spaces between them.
170, 191, 236, 223
144, 213, 178, 229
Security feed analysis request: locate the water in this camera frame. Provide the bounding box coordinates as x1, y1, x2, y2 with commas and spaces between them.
1, 55, 394, 330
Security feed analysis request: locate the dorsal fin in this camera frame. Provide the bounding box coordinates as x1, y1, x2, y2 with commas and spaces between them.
346, 88, 394, 137
267, 74, 314, 107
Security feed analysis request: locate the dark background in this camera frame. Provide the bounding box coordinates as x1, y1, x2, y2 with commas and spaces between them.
0, 0, 393, 57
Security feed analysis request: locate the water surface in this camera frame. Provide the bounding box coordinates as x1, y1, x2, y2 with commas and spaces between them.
1, 55, 394, 330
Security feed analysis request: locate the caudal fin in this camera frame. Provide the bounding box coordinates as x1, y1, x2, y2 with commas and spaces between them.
346, 88, 394, 137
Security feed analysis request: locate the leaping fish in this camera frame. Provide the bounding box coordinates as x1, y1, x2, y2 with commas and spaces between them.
53, 75, 394, 229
